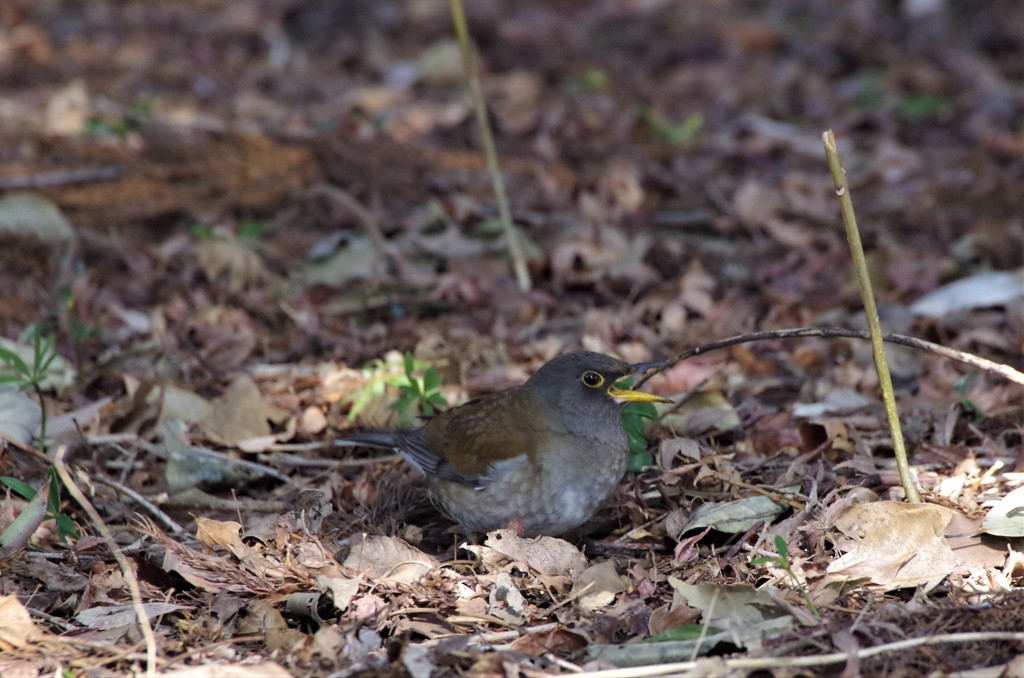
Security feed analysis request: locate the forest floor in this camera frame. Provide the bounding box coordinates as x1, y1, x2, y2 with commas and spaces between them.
0, 1, 1023, 676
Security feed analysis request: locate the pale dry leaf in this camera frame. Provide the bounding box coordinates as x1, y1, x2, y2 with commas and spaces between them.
826, 501, 959, 590
238, 600, 306, 651
192, 517, 286, 578
343, 535, 438, 585
161, 548, 227, 593
680, 495, 789, 535
465, 529, 587, 578
416, 39, 464, 86
0, 594, 50, 648
301, 406, 328, 435
0, 388, 41, 445
158, 663, 292, 678
667, 578, 794, 649
487, 572, 529, 624
0, 192, 74, 243
317, 574, 361, 614
195, 518, 250, 559
659, 390, 740, 437
299, 235, 381, 286
199, 376, 288, 447
161, 385, 214, 424
792, 388, 874, 418
573, 560, 628, 612
733, 179, 784, 226
197, 238, 269, 292
75, 602, 189, 630
678, 261, 717, 317
659, 438, 702, 469
45, 79, 90, 135
911, 268, 1024, 317
982, 486, 1024, 537
47, 394, 113, 441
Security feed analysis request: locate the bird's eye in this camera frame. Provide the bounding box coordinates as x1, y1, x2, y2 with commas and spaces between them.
581, 370, 605, 388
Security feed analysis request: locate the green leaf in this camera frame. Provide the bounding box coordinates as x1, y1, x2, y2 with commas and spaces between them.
55, 513, 79, 541
1, 476, 37, 501
423, 368, 442, 393
750, 556, 778, 566
899, 93, 952, 121
774, 534, 789, 560
189, 223, 215, 240
623, 401, 659, 422
627, 450, 653, 473
622, 415, 648, 456
46, 471, 61, 518
239, 219, 268, 240
0, 346, 31, 378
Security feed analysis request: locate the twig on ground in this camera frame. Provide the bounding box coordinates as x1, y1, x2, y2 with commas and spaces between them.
636, 327, 1024, 388
53, 446, 158, 678
0, 166, 123, 189
567, 631, 1024, 677
93, 474, 187, 536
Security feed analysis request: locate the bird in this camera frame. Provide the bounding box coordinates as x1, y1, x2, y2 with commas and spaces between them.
335, 351, 671, 537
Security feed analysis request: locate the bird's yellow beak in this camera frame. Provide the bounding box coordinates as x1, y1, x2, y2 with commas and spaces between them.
608, 386, 673, 404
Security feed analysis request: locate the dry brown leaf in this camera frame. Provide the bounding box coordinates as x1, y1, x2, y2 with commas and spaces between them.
75, 602, 188, 631
667, 578, 794, 647
826, 501, 959, 590
195, 518, 251, 558
486, 572, 529, 624
0, 595, 50, 648
316, 574, 361, 614
343, 535, 438, 585
199, 376, 288, 448
197, 237, 269, 293
573, 560, 628, 612
463, 529, 587, 578
158, 663, 292, 678
0, 389, 41, 446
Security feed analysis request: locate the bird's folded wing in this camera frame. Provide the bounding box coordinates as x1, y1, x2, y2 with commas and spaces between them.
393, 428, 482, 484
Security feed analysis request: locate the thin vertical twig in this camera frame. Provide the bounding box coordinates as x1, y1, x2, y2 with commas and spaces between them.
822, 130, 920, 503
449, 0, 532, 291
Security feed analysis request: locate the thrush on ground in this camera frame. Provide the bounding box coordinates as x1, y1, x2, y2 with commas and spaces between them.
337, 351, 670, 537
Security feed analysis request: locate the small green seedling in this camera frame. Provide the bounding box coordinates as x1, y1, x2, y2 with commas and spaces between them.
0, 324, 61, 448
391, 352, 448, 423
347, 352, 449, 427
751, 534, 819, 617
953, 375, 984, 424
1, 468, 79, 542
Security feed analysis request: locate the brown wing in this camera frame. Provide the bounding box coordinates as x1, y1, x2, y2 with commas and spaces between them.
417, 385, 546, 480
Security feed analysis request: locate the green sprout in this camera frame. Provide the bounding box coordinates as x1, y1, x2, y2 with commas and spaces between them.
0, 324, 61, 448
390, 352, 448, 423
1, 468, 79, 542
751, 535, 820, 617
347, 352, 449, 427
